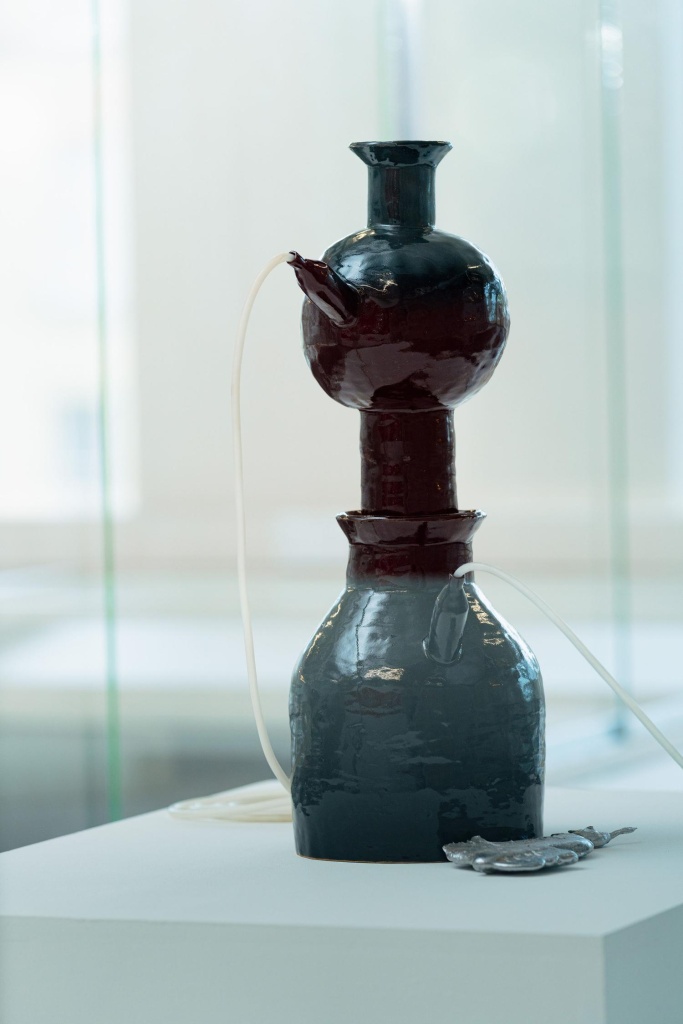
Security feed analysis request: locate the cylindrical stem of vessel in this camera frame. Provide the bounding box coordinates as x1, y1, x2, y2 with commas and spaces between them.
360, 410, 457, 515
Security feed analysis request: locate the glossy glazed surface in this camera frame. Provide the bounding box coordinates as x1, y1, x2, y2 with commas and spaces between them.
360, 409, 456, 514
290, 572, 545, 863
292, 141, 509, 414
290, 511, 545, 862
289, 142, 544, 862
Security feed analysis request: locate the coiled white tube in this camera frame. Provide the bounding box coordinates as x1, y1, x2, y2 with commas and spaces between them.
169, 257, 682, 827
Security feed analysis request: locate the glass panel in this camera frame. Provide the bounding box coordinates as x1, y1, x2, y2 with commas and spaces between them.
0, 0, 128, 848
422, 0, 683, 788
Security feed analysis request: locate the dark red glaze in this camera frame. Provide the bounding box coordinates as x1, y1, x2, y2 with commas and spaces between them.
288, 253, 359, 327
360, 409, 456, 514
298, 265, 508, 415
338, 510, 484, 586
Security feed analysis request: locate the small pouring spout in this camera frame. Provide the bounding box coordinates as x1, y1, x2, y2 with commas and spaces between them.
423, 574, 469, 665
289, 252, 359, 326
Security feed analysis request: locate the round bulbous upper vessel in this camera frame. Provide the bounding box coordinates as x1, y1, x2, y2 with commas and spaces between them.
299, 141, 510, 412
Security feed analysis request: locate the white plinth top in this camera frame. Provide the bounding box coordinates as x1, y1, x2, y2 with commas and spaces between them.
2, 787, 683, 1024
1, 786, 681, 938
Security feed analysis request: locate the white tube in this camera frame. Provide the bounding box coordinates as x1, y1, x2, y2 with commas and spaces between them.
232, 252, 294, 792
455, 561, 683, 770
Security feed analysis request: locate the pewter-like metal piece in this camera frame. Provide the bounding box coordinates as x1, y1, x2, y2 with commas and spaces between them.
567, 825, 637, 848
443, 825, 636, 874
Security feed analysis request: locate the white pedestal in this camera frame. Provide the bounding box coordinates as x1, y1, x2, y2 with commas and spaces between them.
1, 787, 682, 1024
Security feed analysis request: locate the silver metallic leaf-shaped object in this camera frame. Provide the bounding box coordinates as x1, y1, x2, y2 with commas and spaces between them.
443, 825, 636, 874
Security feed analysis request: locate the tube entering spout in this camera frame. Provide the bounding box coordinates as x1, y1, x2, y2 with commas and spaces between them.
288, 251, 359, 326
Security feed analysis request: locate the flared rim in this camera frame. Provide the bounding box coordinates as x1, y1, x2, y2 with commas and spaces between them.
337, 509, 485, 546
350, 140, 452, 168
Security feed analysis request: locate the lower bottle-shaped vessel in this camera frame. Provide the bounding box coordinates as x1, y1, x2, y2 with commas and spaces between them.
289, 511, 545, 863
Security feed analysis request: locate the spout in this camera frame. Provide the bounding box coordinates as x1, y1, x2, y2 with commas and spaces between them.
288, 252, 360, 326
423, 574, 469, 665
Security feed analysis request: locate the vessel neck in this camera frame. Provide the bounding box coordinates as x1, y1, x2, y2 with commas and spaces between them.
360, 410, 456, 515
367, 164, 435, 229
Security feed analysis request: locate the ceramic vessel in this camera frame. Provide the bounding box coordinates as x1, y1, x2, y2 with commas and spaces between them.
289, 141, 544, 862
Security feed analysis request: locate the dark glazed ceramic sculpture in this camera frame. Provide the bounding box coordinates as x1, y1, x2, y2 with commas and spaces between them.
288, 141, 545, 862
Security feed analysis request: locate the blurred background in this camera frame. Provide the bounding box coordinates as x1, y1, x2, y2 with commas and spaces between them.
1, 0, 682, 851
